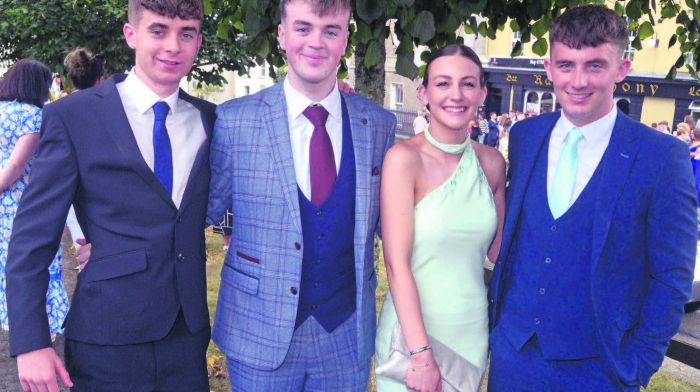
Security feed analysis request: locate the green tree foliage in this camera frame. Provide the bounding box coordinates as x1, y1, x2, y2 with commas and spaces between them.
2, 1, 698, 102
0, 0, 254, 86
211, 0, 700, 104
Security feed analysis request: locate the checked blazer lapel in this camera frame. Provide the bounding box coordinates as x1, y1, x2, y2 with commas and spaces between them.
590, 112, 640, 268
93, 75, 176, 209
261, 83, 303, 233
342, 93, 373, 277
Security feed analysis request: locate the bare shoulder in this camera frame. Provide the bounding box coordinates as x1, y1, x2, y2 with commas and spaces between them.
472, 142, 506, 186
384, 138, 422, 172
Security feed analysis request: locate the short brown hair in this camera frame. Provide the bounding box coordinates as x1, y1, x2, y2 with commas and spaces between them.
549, 5, 628, 54
280, 0, 352, 23
128, 0, 203, 24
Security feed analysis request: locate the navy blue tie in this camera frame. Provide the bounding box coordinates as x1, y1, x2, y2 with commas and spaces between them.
152, 101, 173, 196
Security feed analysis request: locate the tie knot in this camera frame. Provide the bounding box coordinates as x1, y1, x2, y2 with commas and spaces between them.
567, 127, 584, 145
153, 101, 170, 122
303, 105, 329, 128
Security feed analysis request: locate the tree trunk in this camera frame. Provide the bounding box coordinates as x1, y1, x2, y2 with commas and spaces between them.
353, 41, 386, 106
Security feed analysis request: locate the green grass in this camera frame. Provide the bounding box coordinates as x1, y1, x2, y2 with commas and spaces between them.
204, 233, 698, 392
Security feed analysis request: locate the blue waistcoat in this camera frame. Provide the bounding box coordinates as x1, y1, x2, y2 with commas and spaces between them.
295, 98, 356, 332
497, 135, 605, 360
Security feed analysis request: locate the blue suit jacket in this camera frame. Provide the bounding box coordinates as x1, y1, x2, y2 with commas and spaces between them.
207, 81, 396, 370
6, 75, 216, 356
488, 111, 697, 386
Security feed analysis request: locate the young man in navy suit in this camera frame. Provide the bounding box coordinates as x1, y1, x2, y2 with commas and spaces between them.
6, 1, 215, 391
488, 5, 696, 391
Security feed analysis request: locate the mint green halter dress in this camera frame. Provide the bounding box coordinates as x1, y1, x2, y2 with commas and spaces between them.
375, 142, 497, 391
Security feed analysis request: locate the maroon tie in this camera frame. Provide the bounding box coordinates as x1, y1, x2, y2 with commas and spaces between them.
303, 105, 335, 206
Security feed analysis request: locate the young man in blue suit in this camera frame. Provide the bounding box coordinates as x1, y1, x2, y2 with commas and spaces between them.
6, 0, 215, 390
488, 5, 696, 391
207, 0, 396, 390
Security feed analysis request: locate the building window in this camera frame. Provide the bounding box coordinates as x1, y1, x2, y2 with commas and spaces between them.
244, 86, 250, 95
524, 91, 541, 114
391, 83, 404, 110
616, 98, 630, 115
541, 92, 555, 113
688, 100, 700, 121
512, 31, 522, 51
623, 17, 635, 60
524, 90, 559, 114
260, 64, 267, 77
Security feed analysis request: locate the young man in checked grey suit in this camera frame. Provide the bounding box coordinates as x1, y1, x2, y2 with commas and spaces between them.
206, 0, 396, 390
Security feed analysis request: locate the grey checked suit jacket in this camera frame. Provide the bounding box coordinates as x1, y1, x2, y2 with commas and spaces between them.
207, 81, 396, 370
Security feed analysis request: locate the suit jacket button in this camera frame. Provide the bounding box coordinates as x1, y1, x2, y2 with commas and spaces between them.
294, 242, 301, 250
290, 287, 298, 295
177, 253, 185, 262
361, 118, 368, 125
176, 216, 182, 223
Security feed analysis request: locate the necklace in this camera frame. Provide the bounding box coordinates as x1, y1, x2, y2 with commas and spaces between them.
424, 126, 469, 154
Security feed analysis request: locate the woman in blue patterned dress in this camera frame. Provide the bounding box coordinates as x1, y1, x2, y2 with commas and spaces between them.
0, 59, 69, 337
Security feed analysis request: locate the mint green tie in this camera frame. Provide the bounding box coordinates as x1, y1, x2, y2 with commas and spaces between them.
549, 127, 584, 219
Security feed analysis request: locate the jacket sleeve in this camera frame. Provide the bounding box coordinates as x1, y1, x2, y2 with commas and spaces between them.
624, 138, 696, 386
6, 104, 78, 356
206, 103, 234, 227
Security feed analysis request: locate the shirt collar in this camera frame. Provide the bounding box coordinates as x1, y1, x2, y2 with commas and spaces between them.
554, 106, 617, 145
122, 69, 180, 115
283, 77, 341, 122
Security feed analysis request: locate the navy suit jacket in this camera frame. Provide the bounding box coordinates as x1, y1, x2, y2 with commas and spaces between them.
6, 75, 216, 356
488, 111, 697, 387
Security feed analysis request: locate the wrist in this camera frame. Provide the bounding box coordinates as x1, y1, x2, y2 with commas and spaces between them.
409, 348, 434, 363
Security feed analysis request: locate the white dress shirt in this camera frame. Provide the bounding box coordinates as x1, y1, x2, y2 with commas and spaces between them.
547, 107, 617, 205
116, 71, 207, 208
283, 77, 343, 199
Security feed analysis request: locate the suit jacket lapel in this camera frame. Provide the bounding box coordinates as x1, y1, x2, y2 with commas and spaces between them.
501, 113, 559, 263
94, 75, 176, 209
591, 113, 640, 266
262, 83, 303, 233
178, 91, 213, 212
342, 94, 372, 274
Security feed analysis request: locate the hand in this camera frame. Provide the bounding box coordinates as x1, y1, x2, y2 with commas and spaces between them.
337, 79, 355, 94
75, 239, 91, 273
17, 347, 73, 392
405, 351, 441, 392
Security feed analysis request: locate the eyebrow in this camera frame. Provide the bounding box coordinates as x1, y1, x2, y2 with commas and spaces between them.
147, 23, 199, 33
292, 20, 343, 30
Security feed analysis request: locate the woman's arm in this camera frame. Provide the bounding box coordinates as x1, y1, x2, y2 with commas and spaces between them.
380, 144, 441, 392
0, 133, 40, 192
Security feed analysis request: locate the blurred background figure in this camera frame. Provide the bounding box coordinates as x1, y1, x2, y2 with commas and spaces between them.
0, 59, 69, 338
413, 109, 428, 135
60, 47, 106, 250
689, 128, 700, 206
676, 122, 692, 144
657, 120, 670, 133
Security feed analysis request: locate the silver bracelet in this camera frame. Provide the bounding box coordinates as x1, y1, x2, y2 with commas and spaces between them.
408, 344, 432, 356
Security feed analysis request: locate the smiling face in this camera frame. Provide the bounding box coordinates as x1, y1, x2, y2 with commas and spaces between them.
544, 41, 630, 127
278, 0, 349, 100
123, 9, 202, 97
418, 55, 486, 135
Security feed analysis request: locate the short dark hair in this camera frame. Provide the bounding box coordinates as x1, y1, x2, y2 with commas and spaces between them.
0, 59, 52, 108
280, 0, 352, 23
549, 5, 628, 54
422, 44, 485, 88
128, 0, 203, 24
64, 48, 106, 90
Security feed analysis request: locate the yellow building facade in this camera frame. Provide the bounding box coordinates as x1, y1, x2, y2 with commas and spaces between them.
480, 5, 700, 130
